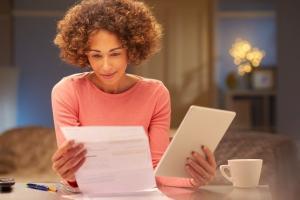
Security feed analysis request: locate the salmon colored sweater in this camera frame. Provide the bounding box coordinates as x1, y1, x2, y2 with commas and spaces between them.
51, 72, 192, 188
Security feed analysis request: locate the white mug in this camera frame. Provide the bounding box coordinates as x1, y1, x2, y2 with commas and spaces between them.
220, 159, 263, 188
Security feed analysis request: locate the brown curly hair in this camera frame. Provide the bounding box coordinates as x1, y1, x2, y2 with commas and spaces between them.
54, 0, 162, 67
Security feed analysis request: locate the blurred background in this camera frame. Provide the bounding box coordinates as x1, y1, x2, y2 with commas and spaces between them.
0, 0, 300, 198
1, 0, 299, 137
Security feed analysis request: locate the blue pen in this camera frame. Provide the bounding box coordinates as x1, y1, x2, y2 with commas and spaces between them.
27, 183, 57, 192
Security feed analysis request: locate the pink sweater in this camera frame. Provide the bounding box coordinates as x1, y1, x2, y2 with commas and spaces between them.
51, 72, 191, 188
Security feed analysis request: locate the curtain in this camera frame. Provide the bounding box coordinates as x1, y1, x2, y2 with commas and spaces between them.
132, 0, 215, 127
0, 67, 19, 133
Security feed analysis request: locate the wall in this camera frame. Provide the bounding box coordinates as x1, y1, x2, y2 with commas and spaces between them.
0, 0, 12, 66
0, 68, 19, 132
14, 0, 79, 127
141, 0, 215, 127
12, 0, 215, 128
215, 0, 277, 92
0, 1, 18, 132
276, 0, 300, 137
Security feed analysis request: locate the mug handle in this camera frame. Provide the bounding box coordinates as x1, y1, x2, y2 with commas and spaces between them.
220, 165, 233, 183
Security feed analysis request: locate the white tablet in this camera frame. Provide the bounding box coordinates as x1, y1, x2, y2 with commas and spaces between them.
154, 105, 236, 178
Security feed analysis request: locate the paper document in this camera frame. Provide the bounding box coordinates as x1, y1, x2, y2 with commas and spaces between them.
61, 126, 156, 195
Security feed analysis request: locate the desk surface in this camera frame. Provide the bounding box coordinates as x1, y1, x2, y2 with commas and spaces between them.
1, 183, 272, 200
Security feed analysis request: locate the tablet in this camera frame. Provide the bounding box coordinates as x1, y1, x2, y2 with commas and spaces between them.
154, 105, 236, 178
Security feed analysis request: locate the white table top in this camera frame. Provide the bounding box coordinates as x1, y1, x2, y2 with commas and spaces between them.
0, 183, 272, 200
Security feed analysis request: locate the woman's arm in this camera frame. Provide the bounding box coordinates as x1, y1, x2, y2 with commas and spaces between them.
51, 78, 85, 186
146, 83, 190, 187
147, 84, 171, 168
149, 83, 216, 188
51, 78, 80, 146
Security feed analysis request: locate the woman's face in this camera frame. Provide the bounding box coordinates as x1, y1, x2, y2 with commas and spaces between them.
86, 29, 128, 87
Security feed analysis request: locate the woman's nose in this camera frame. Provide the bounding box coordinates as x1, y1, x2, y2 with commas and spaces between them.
102, 56, 112, 72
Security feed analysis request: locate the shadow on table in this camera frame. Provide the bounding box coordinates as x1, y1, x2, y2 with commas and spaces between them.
160, 185, 271, 200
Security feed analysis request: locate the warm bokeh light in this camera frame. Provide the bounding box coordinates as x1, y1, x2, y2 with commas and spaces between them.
229, 39, 265, 76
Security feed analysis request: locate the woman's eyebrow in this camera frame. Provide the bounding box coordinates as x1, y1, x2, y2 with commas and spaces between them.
88, 46, 123, 53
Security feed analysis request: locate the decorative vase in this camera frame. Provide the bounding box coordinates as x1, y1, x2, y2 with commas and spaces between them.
225, 71, 238, 90
238, 73, 252, 90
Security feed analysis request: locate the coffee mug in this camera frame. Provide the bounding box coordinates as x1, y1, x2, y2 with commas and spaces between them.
220, 159, 263, 188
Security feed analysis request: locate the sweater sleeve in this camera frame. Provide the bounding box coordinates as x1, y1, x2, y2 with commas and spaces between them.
51, 78, 80, 147
148, 83, 192, 188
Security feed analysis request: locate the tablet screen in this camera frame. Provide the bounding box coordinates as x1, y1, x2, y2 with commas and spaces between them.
154, 106, 236, 178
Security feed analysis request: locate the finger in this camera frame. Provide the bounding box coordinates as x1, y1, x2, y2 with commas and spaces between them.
52, 143, 85, 171
185, 165, 206, 186
185, 164, 205, 185
56, 153, 85, 179
202, 146, 217, 168
52, 140, 75, 162
55, 145, 86, 170
190, 178, 200, 188
56, 143, 85, 166
59, 148, 87, 175
52, 144, 85, 173
187, 158, 211, 180
61, 157, 86, 180
191, 151, 215, 175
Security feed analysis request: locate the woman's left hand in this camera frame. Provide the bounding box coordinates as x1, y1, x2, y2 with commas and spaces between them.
185, 145, 217, 189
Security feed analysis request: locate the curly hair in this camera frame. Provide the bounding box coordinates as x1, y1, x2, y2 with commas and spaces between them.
54, 0, 162, 67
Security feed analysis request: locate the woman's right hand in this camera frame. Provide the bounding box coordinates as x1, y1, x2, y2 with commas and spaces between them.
52, 140, 87, 182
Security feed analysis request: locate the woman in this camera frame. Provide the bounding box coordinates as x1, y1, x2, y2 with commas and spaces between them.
51, 0, 216, 189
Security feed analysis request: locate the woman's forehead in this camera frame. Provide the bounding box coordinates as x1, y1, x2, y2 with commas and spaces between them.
88, 46, 123, 53
88, 29, 122, 51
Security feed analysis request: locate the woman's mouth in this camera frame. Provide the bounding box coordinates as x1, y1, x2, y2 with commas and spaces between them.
100, 72, 116, 79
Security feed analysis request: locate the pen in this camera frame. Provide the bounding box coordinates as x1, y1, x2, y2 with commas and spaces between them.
27, 183, 57, 192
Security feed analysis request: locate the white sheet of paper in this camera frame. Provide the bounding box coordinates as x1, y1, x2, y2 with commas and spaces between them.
61, 126, 156, 195
62, 188, 171, 200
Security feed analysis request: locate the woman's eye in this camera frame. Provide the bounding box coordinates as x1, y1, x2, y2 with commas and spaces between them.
91, 54, 102, 58
111, 53, 121, 57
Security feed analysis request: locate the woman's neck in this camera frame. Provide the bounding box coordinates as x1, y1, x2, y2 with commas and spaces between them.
88, 72, 140, 94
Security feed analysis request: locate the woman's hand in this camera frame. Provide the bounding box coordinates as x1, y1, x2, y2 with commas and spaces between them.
52, 140, 87, 182
185, 145, 217, 189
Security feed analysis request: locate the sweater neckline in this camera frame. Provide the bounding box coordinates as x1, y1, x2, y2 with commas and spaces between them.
84, 72, 143, 98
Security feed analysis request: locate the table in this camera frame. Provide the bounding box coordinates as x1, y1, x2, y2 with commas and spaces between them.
1, 183, 272, 200
225, 89, 276, 132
